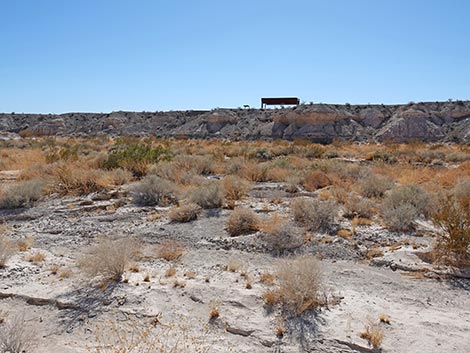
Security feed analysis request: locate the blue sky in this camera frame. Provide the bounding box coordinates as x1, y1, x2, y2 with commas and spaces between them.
0, 0, 469, 113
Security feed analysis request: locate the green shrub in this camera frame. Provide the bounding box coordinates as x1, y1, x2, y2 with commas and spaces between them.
103, 141, 172, 177
132, 175, 177, 206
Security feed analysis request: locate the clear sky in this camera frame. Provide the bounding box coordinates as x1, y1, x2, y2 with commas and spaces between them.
1, 0, 469, 113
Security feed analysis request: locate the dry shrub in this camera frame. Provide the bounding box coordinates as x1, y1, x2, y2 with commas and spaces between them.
301, 170, 332, 192
291, 198, 338, 233
0, 179, 44, 209
79, 237, 139, 281
190, 180, 224, 209
336, 229, 353, 239
261, 216, 303, 254
433, 194, 470, 266
259, 272, 275, 285
0, 313, 36, 353
0, 230, 15, 268
132, 175, 177, 206
359, 173, 393, 198
108, 168, 133, 186
360, 319, 384, 348
382, 184, 431, 232
222, 175, 250, 201
51, 164, 111, 195
237, 161, 269, 182
169, 203, 201, 223
226, 208, 260, 236
343, 195, 375, 219
264, 256, 327, 316
156, 240, 185, 261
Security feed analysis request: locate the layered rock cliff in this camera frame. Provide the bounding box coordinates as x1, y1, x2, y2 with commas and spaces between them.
1, 101, 469, 143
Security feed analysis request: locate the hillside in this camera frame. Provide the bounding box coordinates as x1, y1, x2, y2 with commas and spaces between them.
1, 101, 470, 143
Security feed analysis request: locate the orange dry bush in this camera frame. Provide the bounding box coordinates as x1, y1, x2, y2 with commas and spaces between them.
301, 170, 332, 192
226, 208, 260, 236
0, 148, 46, 171
222, 175, 250, 201
156, 240, 185, 261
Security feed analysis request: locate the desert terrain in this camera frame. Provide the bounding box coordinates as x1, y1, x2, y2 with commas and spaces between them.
0, 134, 469, 353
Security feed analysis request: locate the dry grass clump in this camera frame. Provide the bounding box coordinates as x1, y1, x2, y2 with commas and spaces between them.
360, 319, 384, 348
222, 175, 251, 201
168, 203, 201, 223
51, 164, 111, 195
190, 180, 224, 209
16, 236, 34, 251
209, 302, 220, 321
358, 173, 394, 198
263, 256, 327, 316
165, 266, 177, 277
226, 257, 243, 273
382, 184, 431, 232
25, 251, 46, 264
261, 216, 303, 254
156, 240, 185, 261
0, 230, 16, 268
0, 313, 36, 353
259, 272, 276, 285
0, 179, 44, 209
226, 208, 260, 236
88, 317, 212, 353
132, 175, 177, 206
79, 237, 139, 281
291, 198, 338, 233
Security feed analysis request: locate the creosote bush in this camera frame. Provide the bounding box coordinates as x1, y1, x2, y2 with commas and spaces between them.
291, 198, 338, 233
0, 179, 43, 209
103, 141, 172, 177
79, 237, 139, 281
263, 256, 327, 316
169, 203, 201, 223
132, 175, 177, 206
226, 208, 260, 236
190, 181, 224, 209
